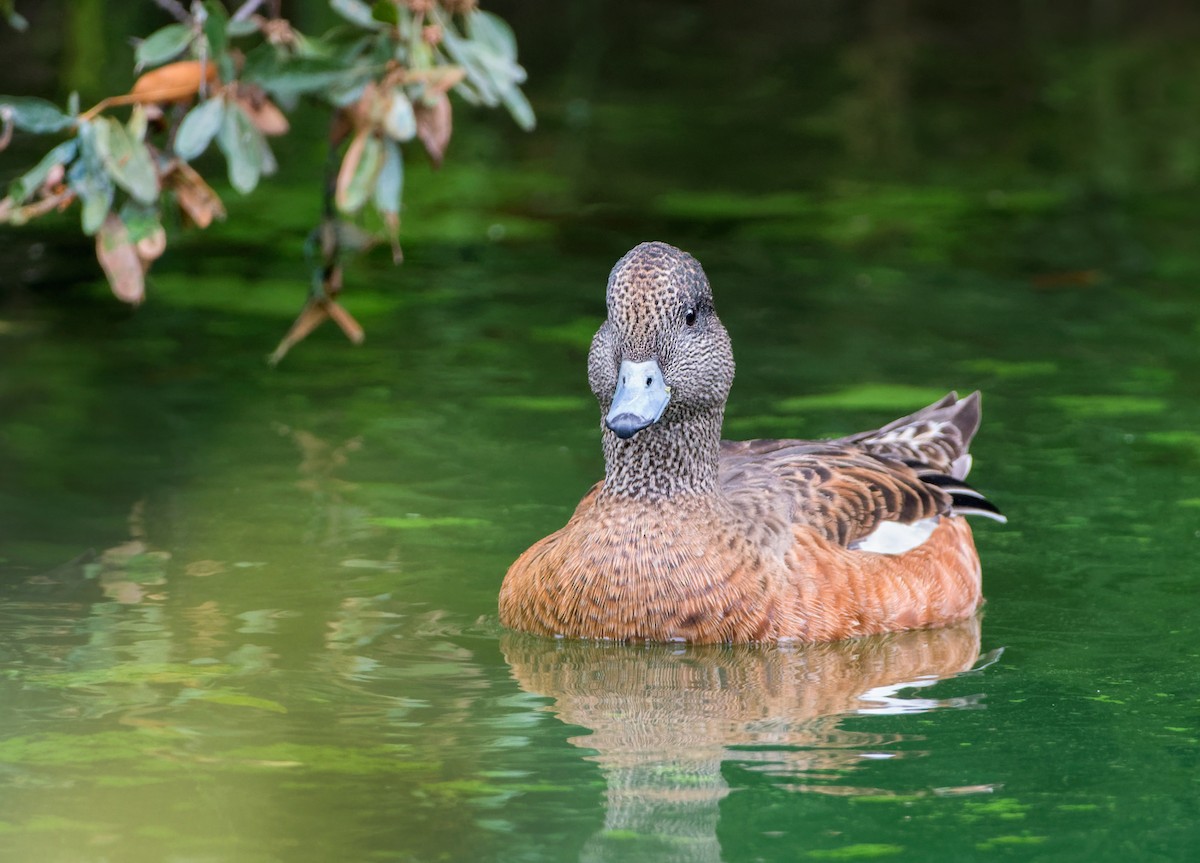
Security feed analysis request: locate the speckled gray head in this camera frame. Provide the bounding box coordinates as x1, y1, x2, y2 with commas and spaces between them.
587, 242, 735, 440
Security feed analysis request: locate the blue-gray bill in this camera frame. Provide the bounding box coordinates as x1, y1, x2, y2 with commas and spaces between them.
605, 359, 671, 439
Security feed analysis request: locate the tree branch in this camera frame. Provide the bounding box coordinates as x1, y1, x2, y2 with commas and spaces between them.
231, 0, 269, 22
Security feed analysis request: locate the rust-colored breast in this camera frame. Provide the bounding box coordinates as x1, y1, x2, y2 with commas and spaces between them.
499, 491, 982, 644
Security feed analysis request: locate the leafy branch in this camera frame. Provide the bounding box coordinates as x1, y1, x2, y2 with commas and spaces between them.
0, 0, 534, 362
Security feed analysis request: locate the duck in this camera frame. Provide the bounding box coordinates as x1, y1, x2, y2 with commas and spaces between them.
499, 241, 1005, 644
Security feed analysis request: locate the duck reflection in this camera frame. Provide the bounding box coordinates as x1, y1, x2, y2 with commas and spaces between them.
502, 619, 989, 862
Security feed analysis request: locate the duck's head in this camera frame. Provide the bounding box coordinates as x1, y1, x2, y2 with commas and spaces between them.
588, 242, 735, 440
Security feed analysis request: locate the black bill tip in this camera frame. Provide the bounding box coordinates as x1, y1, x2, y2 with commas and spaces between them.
605, 413, 652, 439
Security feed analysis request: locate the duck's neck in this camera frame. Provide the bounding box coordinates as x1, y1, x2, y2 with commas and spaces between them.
600, 408, 723, 500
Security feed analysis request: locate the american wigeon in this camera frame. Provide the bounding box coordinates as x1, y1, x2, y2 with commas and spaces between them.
500, 242, 1004, 643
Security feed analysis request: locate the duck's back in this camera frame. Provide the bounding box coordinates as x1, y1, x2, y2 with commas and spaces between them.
706, 392, 1002, 640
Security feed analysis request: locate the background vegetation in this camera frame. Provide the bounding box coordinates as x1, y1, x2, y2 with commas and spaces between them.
2, 0, 533, 360
2, 3, 1200, 862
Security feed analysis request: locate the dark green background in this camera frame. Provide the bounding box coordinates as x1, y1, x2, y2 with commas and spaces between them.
1, 2, 1198, 861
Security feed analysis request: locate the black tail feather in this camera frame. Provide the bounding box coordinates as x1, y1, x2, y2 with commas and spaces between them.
914, 469, 1007, 523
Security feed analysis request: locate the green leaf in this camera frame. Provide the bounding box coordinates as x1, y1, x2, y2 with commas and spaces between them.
202, 0, 229, 58
328, 80, 368, 109
244, 54, 360, 101
79, 178, 114, 234
8, 139, 77, 204
292, 30, 334, 59
466, 10, 517, 63
455, 7, 530, 125
471, 37, 527, 90
0, 95, 74, 134
371, 0, 400, 26
373, 138, 403, 215
216, 103, 264, 194
93, 115, 159, 205
175, 96, 225, 160
434, 14, 499, 106
337, 133, 383, 214
405, 35, 434, 70
135, 23, 193, 69
70, 122, 115, 235
499, 83, 535, 131
331, 0, 383, 29
257, 133, 277, 178
383, 89, 416, 141
440, 12, 530, 125
127, 110, 148, 149
117, 199, 162, 245
239, 42, 281, 85
226, 18, 260, 38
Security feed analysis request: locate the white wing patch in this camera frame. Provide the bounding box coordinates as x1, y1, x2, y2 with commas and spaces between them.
850, 516, 940, 555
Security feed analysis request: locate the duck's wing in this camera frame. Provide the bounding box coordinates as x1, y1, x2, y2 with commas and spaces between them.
720, 443, 948, 548
835, 391, 1006, 522
833, 390, 979, 479
719, 392, 1004, 551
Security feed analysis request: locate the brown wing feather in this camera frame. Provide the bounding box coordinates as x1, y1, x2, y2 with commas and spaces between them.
720, 442, 950, 548
718, 393, 988, 548
836, 391, 981, 478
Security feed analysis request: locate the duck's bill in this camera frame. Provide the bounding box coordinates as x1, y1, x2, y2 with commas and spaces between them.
605, 359, 671, 439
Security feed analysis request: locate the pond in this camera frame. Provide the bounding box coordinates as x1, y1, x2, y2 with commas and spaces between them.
2, 2, 1199, 861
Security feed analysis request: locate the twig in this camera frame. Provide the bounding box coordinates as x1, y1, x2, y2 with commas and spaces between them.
267, 116, 355, 366
316, 113, 346, 296
150, 0, 190, 23
0, 187, 76, 224
231, 0, 269, 22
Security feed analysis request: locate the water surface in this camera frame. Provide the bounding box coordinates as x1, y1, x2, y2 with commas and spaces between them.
2, 2, 1200, 861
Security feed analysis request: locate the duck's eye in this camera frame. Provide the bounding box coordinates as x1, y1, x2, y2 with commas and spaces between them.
685, 308, 697, 327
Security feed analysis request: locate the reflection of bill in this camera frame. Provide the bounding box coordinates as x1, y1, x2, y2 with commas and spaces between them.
503, 619, 996, 862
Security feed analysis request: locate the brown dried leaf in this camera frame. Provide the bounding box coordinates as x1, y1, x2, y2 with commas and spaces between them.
130, 60, 218, 105
348, 82, 379, 132
325, 299, 364, 344
95, 213, 145, 304
168, 160, 226, 229
269, 301, 329, 366
236, 89, 289, 136
414, 94, 452, 168
404, 65, 466, 96
43, 162, 66, 193
267, 294, 364, 366
258, 16, 298, 47
334, 129, 368, 212
136, 225, 167, 267
383, 210, 403, 264
0, 187, 75, 225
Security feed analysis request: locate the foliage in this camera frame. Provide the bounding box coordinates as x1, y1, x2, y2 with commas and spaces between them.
0, 0, 25, 31
0, 0, 533, 361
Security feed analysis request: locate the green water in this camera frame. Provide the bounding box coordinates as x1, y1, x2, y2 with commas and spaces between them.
3, 2, 1200, 861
